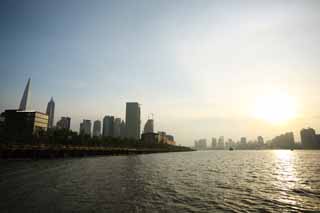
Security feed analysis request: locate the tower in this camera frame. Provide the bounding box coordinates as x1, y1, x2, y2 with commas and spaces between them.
19, 78, 31, 110
46, 97, 55, 128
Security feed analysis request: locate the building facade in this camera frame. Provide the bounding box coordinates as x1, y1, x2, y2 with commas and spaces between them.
143, 119, 154, 133
46, 97, 55, 129
300, 128, 318, 148
113, 118, 121, 138
56, 117, 71, 130
125, 102, 141, 140
93, 120, 101, 137
4, 110, 48, 137
103, 116, 114, 137
80, 120, 91, 136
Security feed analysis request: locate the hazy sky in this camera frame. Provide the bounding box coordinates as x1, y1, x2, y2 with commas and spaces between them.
1, 0, 320, 145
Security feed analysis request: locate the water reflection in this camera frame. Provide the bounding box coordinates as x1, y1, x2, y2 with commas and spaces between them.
272, 150, 299, 206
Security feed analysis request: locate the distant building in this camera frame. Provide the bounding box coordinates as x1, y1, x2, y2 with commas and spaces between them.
195, 139, 207, 150
93, 120, 101, 137
113, 118, 121, 138
0, 112, 5, 135
46, 97, 55, 129
143, 119, 154, 133
103, 116, 114, 137
120, 120, 126, 138
125, 102, 141, 140
158, 131, 168, 144
18, 78, 31, 110
143, 131, 176, 145
56, 117, 71, 130
300, 128, 318, 148
3, 110, 48, 137
272, 132, 295, 149
166, 135, 176, 145
257, 136, 264, 145
80, 120, 91, 136
218, 136, 225, 149
240, 137, 247, 145
211, 137, 217, 149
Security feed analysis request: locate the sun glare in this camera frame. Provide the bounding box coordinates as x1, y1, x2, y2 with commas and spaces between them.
253, 93, 297, 124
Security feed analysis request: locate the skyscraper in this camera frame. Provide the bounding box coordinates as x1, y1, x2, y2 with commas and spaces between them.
113, 118, 121, 138
19, 78, 31, 110
80, 120, 91, 136
211, 137, 217, 149
125, 102, 140, 140
300, 128, 317, 148
56, 117, 71, 130
143, 119, 154, 133
103, 116, 114, 137
120, 120, 126, 138
93, 120, 101, 137
257, 136, 264, 145
46, 97, 55, 129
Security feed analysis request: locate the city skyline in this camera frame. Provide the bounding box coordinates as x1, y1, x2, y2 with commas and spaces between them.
1, 1, 320, 145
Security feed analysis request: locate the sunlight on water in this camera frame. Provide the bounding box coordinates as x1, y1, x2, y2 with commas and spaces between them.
0, 151, 319, 212
272, 150, 299, 206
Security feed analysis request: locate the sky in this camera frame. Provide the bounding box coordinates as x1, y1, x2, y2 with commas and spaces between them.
1, 0, 320, 146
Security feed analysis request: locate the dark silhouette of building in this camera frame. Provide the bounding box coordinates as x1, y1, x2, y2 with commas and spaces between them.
120, 120, 126, 138
141, 132, 158, 144
125, 102, 141, 140
3, 110, 48, 137
272, 132, 295, 149
300, 128, 319, 149
56, 117, 71, 130
80, 120, 91, 136
93, 120, 101, 137
103, 116, 114, 137
113, 118, 121, 138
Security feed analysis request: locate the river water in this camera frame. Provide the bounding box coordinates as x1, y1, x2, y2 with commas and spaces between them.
0, 150, 319, 212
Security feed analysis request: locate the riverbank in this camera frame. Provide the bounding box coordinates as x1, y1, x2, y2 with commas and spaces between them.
0, 144, 194, 159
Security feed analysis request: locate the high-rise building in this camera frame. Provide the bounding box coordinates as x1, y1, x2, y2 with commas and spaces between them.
218, 136, 225, 149
80, 120, 91, 136
272, 132, 295, 149
211, 137, 217, 149
300, 128, 319, 148
19, 78, 31, 110
113, 118, 121, 138
143, 119, 154, 133
195, 139, 207, 150
257, 136, 264, 145
103, 116, 114, 137
56, 117, 71, 130
240, 137, 247, 145
125, 102, 141, 140
120, 120, 126, 138
46, 97, 55, 129
93, 120, 101, 137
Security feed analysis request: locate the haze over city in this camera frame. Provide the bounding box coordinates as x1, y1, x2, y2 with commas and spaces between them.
1, 0, 320, 145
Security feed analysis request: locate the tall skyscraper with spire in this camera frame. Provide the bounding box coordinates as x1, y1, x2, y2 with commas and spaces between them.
19, 78, 31, 110
46, 97, 55, 129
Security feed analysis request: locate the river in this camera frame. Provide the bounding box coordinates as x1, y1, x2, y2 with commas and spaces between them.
1, 150, 319, 212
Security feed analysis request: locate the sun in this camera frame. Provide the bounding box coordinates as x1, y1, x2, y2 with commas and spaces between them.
253, 93, 297, 124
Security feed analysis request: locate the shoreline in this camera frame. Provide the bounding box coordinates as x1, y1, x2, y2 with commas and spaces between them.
0, 144, 194, 159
